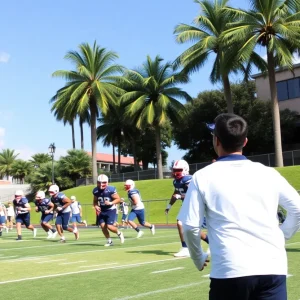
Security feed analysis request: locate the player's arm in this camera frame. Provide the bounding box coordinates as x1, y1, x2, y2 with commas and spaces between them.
129, 194, 139, 206
105, 193, 121, 206
45, 202, 54, 214
20, 202, 31, 212
35, 203, 39, 212
93, 195, 101, 212
165, 189, 181, 214
59, 196, 71, 211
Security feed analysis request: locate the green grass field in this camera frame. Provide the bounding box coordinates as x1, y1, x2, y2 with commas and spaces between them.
27, 165, 300, 225
0, 228, 299, 300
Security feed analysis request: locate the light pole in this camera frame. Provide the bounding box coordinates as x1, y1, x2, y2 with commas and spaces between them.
48, 143, 56, 184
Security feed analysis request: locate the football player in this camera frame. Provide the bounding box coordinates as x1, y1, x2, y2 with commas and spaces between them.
165, 160, 209, 257
35, 191, 57, 239
93, 174, 124, 246
0, 201, 8, 236
13, 190, 37, 240
48, 184, 79, 242
70, 196, 88, 230
125, 179, 155, 238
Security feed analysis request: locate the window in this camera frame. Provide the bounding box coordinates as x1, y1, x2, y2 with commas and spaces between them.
276, 77, 300, 101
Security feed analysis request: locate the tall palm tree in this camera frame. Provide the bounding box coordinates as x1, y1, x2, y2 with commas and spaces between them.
174, 0, 266, 113
121, 55, 192, 179
51, 42, 124, 183
221, 0, 300, 167
0, 149, 19, 180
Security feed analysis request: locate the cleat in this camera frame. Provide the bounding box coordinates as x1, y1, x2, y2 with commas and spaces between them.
104, 241, 113, 247
5, 227, 9, 233
33, 228, 37, 238
51, 231, 57, 239
47, 232, 52, 239
83, 220, 87, 227
118, 232, 125, 244
59, 239, 66, 243
150, 225, 155, 235
174, 247, 190, 257
16, 237, 22, 241
137, 230, 144, 238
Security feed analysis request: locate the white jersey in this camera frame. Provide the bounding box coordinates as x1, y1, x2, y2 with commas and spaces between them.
0, 203, 6, 216
70, 201, 81, 214
7, 206, 15, 217
178, 155, 300, 279
127, 189, 144, 210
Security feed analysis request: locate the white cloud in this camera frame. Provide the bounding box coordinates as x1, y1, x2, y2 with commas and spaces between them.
261, 53, 300, 64
0, 127, 5, 148
53, 147, 68, 160
14, 147, 68, 161
0, 52, 10, 63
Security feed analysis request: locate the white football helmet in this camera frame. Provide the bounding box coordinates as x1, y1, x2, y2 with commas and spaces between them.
172, 160, 189, 179
97, 174, 109, 189
15, 190, 24, 197
36, 191, 45, 199
48, 184, 59, 195
124, 179, 135, 191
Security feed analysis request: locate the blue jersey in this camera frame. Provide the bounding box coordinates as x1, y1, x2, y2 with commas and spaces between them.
51, 192, 71, 213
35, 198, 53, 213
13, 197, 29, 215
92, 186, 117, 212
173, 175, 193, 199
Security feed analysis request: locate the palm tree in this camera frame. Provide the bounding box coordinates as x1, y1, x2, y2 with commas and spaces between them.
30, 153, 52, 168
174, 0, 266, 113
0, 149, 19, 180
51, 42, 124, 183
121, 55, 192, 179
11, 160, 33, 184
221, 0, 300, 167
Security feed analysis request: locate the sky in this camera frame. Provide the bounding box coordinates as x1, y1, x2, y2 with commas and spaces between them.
0, 0, 252, 166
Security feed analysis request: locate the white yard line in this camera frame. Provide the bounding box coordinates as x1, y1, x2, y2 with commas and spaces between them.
112, 280, 209, 300
59, 260, 87, 265
78, 262, 118, 268
0, 256, 17, 259
285, 241, 300, 246
151, 267, 184, 274
0, 257, 184, 285
35, 259, 67, 264
0, 241, 179, 263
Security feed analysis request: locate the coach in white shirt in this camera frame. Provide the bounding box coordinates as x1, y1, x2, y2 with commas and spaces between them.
178, 113, 300, 300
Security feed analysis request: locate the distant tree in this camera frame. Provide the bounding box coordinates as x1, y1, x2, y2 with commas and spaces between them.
121, 55, 191, 178
173, 82, 299, 162
11, 160, 33, 184
0, 149, 19, 180
51, 42, 124, 184
30, 153, 52, 168
58, 149, 92, 184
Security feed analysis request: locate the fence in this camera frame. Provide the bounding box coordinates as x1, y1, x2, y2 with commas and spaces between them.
76, 149, 300, 186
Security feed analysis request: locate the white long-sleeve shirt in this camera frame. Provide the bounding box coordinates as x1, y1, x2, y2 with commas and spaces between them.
177, 155, 300, 279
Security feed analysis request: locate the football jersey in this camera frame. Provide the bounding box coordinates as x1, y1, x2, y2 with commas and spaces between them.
13, 197, 29, 215
173, 175, 193, 199
92, 186, 117, 212
35, 198, 53, 214
51, 192, 71, 213
70, 201, 81, 214
127, 189, 144, 210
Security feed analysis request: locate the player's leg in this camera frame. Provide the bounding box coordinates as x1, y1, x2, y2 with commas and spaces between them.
137, 209, 155, 235
55, 213, 65, 242
24, 214, 37, 238
174, 220, 190, 257
106, 210, 124, 244
63, 212, 79, 240
15, 214, 23, 240
128, 210, 142, 237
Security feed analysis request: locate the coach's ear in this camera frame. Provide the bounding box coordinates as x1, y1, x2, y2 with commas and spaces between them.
243, 138, 248, 148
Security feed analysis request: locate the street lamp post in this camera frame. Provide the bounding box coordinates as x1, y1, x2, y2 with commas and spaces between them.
48, 143, 56, 184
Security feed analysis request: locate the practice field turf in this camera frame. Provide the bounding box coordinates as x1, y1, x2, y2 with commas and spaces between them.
0, 228, 299, 300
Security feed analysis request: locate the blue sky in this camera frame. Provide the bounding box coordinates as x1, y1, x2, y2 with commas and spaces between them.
0, 0, 250, 166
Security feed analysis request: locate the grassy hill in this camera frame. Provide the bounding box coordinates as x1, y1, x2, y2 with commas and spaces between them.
28, 165, 300, 225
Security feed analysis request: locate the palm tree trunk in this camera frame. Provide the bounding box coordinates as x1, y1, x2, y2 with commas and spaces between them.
155, 125, 163, 179
112, 143, 116, 173
117, 137, 121, 173
131, 140, 139, 171
222, 74, 234, 113
90, 100, 98, 184
267, 52, 284, 167
80, 118, 84, 150
71, 121, 75, 149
